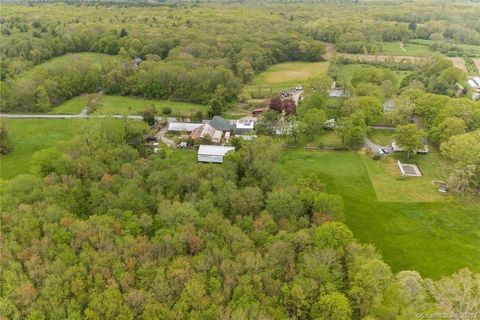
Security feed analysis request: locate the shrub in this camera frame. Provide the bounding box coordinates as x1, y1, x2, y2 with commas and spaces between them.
162, 107, 172, 115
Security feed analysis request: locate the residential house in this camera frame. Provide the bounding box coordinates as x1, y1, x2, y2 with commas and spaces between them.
190, 116, 232, 144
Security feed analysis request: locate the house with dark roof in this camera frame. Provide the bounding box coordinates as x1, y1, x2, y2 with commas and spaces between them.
209, 116, 232, 131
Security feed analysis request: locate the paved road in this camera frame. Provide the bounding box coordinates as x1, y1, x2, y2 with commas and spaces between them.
0, 113, 149, 121
155, 125, 177, 148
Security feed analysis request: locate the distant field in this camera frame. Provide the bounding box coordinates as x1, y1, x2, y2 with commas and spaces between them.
279, 150, 480, 279
0, 119, 81, 179
381, 41, 431, 56
245, 61, 330, 98
410, 39, 480, 56
52, 95, 209, 116
16, 52, 113, 80
333, 64, 410, 85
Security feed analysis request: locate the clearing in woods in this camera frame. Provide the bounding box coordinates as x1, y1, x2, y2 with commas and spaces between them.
244, 61, 330, 98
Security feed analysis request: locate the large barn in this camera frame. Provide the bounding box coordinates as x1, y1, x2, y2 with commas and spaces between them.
197, 145, 235, 163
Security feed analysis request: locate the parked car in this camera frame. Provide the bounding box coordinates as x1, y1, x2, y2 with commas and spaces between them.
376, 149, 385, 155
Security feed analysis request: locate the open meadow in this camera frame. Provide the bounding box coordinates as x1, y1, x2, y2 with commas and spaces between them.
278, 150, 480, 279
0, 119, 81, 179
244, 61, 330, 98
14, 52, 112, 81
381, 41, 431, 56
51, 95, 209, 116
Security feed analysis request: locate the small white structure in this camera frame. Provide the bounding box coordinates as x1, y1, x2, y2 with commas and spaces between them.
197, 145, 235, 163
474, 77, 480, 86
329, 89, 347, 98
467, 79, 478, 88
168, 122, 203, 132
383, 100, 395, 112
324, 119, 336, 130
235, 116, 257, 135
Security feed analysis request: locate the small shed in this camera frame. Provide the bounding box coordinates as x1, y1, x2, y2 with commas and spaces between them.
197, 145, 235, 163
383, 100, 395, 112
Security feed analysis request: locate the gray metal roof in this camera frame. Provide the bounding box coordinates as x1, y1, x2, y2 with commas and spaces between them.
167, 122, 203, 132
198, 145, 235, 156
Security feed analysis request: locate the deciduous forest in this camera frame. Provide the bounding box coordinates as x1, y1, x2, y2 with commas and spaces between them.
1, 1, 479, 319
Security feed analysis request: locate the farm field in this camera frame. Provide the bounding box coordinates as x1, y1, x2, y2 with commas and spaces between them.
381, 41, 431, 56
333, 63, 411, 85
94, 95, 208, 116
52, 95, 209, 116
244, 61, 330, 98
279, 150, 480, 279
14, 52, 112, 80
0, 119, 81, 180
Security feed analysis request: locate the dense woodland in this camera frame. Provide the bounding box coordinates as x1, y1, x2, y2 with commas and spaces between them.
1, 1, 480, 319
1, 1, 480, 112
1, 120, 478, 319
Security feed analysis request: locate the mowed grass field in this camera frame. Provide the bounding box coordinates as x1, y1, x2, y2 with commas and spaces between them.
49, 96, 86, 114
16, 52, 112, 80
245, 61, 330, 98
0, 119, 81, 179
279, 150, 480, 279
51, 95, 209, 116
334, 64, 411, 85
381, 41, 431, 56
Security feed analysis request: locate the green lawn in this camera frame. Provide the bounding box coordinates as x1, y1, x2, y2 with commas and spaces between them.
245, 61, 330, 98
16, 52, 112, 81
51, 95, 209, 117
363, 151, 448, 202
279, 150, 480, 279
381, 41, 431, 56
49, 96, 86, 114
0, 119, 81, 179
94, 95, 208, 116
368, 129, 394, 146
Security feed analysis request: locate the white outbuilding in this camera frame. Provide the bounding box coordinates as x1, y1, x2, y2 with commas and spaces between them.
197, 145, 235, 163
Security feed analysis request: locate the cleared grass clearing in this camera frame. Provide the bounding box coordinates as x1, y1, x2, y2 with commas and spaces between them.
0, 119, 81, 180
94, 95, 208, 116
363, 152, 448, 202
279, 150, 480, 279
16, 52, 112, 80
49, 96, 85, 114
381, 41, 431, 56
245, 61, 330, 98
51, 95, 209, 116
254, 61, 330, 84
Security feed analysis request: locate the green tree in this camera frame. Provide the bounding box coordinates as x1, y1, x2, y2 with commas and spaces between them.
300, 108, 327, 141
35, 85, 51, 112
340, 112, 368, 149
0, 119, 14, 155
310, 292, 352, 320
394, 124, 426, 161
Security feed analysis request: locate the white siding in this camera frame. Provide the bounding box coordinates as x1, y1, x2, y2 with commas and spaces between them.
198, 155, 225, 163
